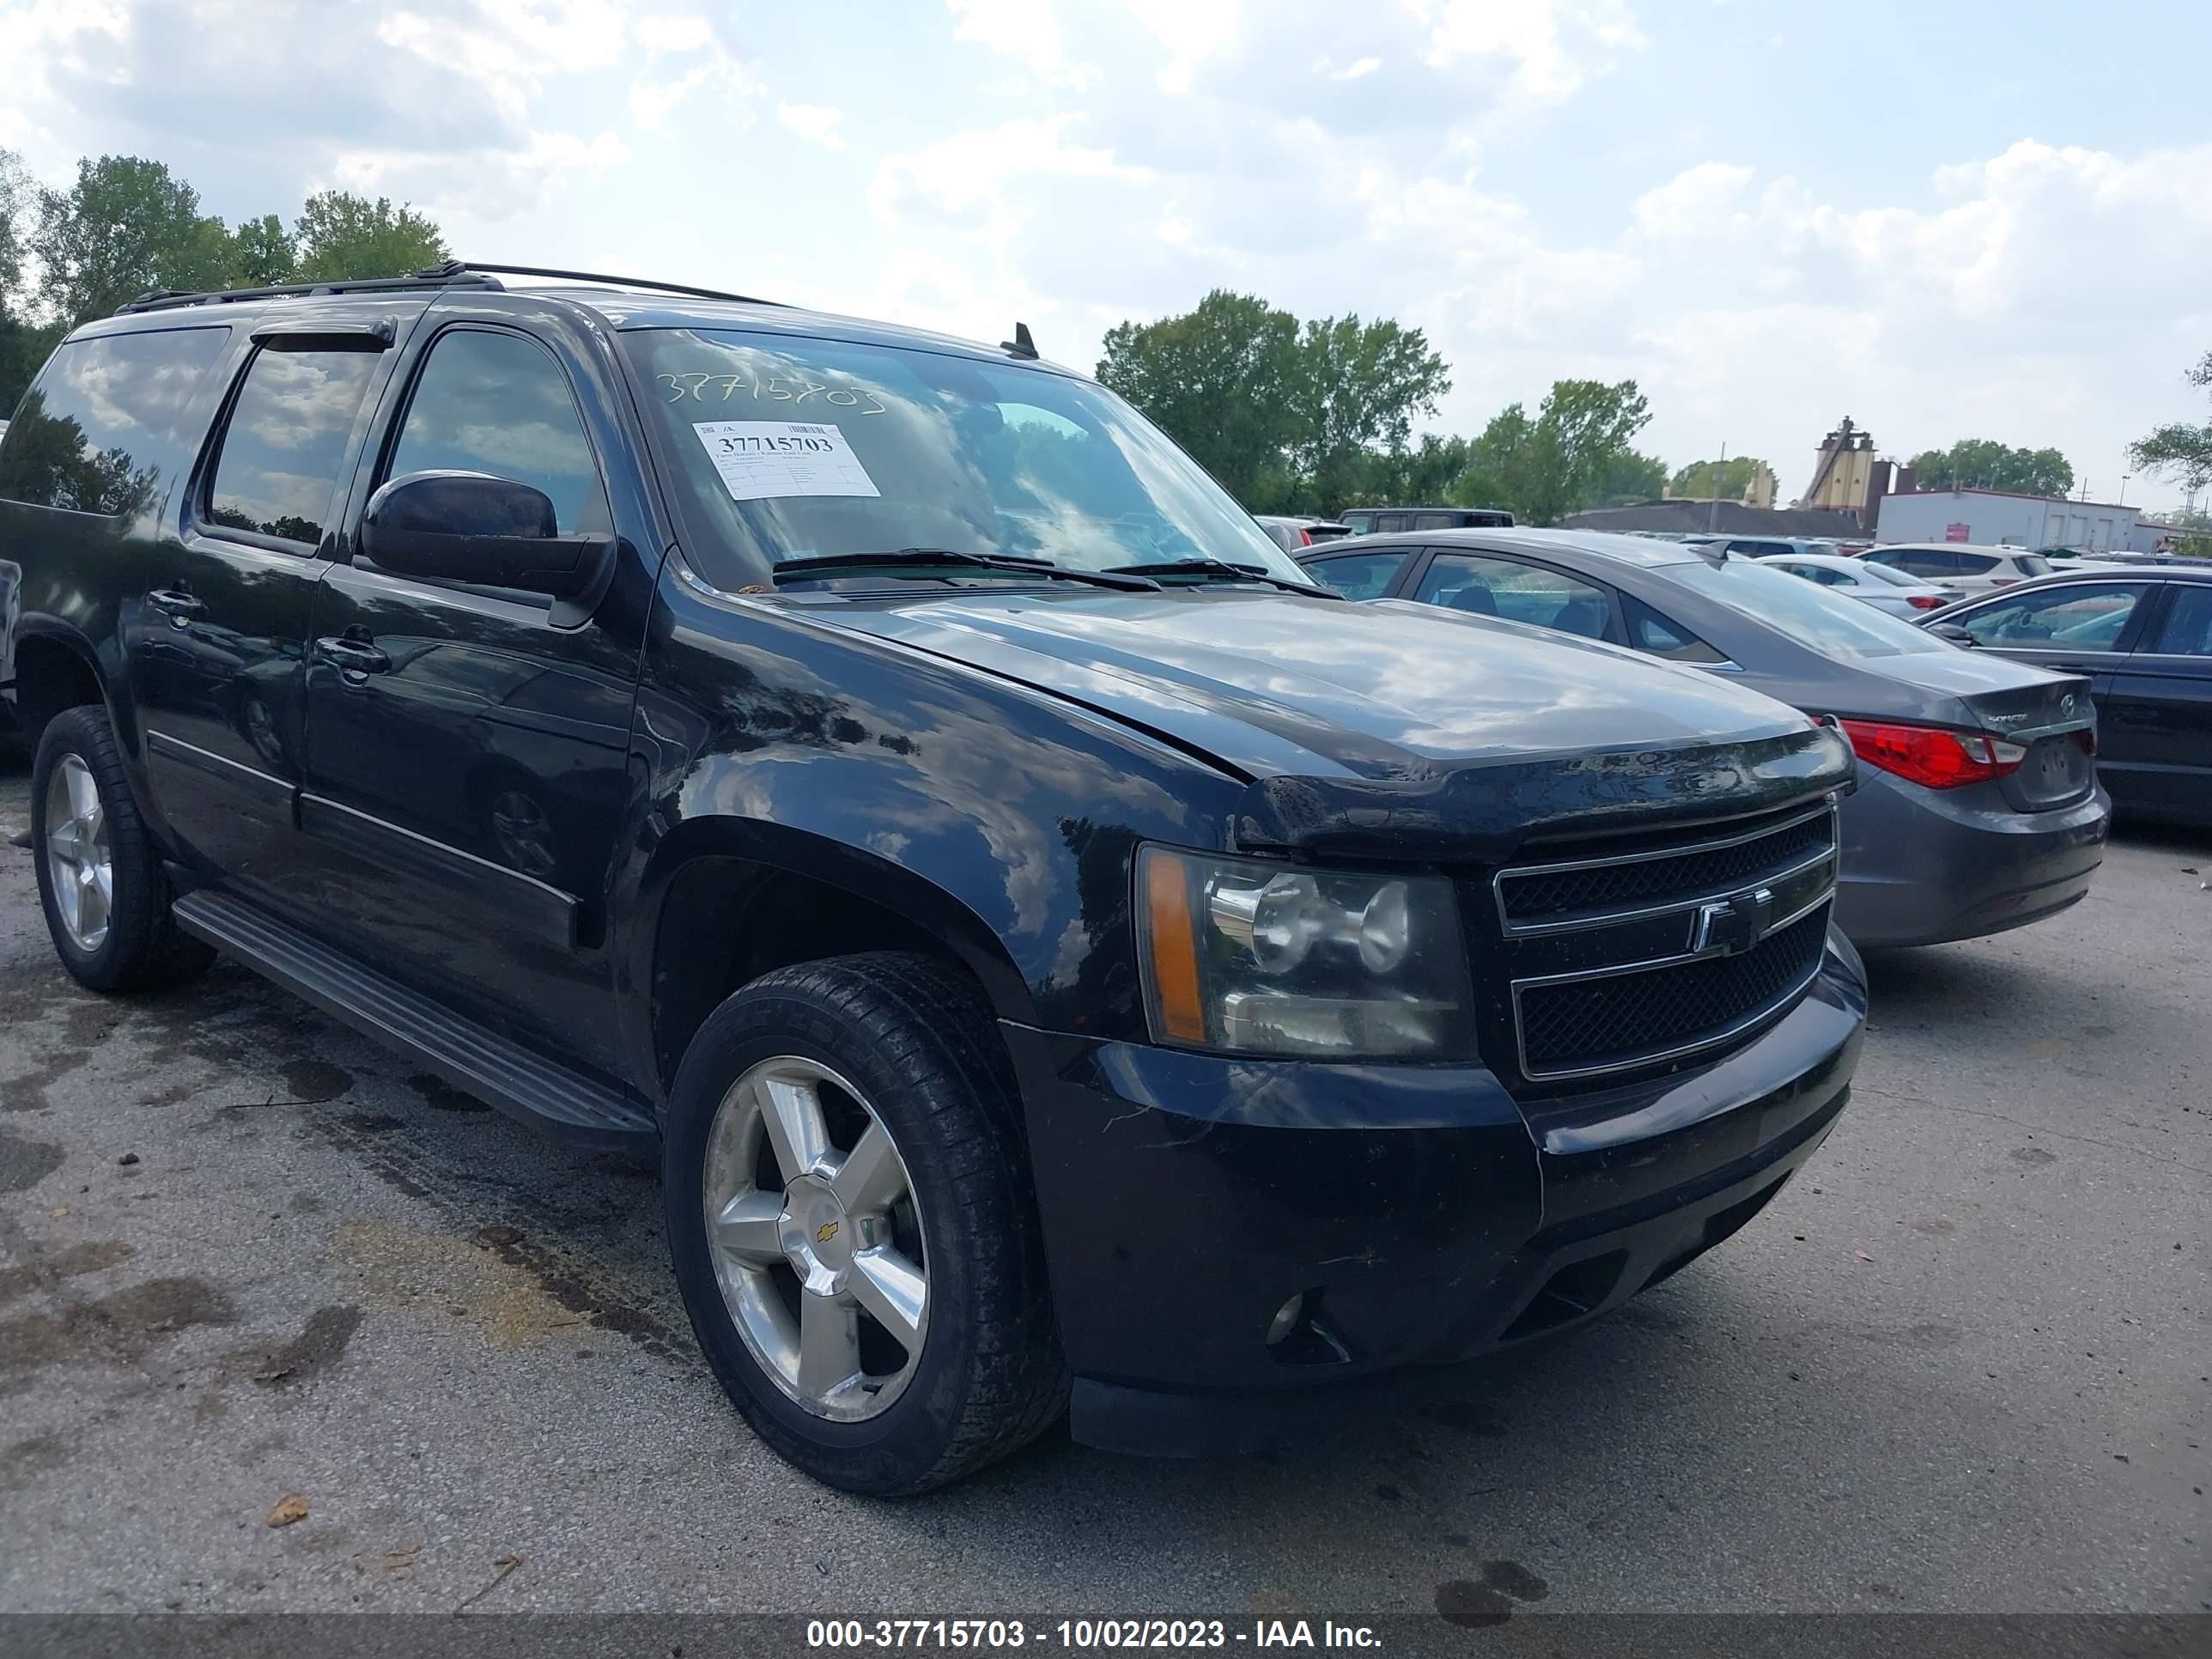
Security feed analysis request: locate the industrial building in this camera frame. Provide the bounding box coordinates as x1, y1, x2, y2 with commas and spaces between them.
1873, 487, 2163, 554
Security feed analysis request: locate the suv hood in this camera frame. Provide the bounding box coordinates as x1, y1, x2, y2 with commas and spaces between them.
820, 587, 1851, 860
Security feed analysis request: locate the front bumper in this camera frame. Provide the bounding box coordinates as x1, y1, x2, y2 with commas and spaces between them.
1832, 774, 2109, 949
1003, 940, 1865, 1456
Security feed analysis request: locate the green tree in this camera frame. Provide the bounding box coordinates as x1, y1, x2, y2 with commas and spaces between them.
31, 155, 232, 325
1590, 448, 1668, 506
1906, 438, 2074, 497
1464, 379, 1655, 525
1294, 313, 1451, 512
0, 147, 29, 301
2127, 352, 2212, 500
0, 147, 59, 414
1669, 455, 1768, 500
1097, 289, 1305, 508
294, 191, 448, 283
228, 213, 298, 288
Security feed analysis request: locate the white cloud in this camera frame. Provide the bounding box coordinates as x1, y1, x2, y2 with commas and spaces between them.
777, 103, 846, 150
1411, 0, 1646, 100
633, 13, 714, 53
6, 0, 2203, 509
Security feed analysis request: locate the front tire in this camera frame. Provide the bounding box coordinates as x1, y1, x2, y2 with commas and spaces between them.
30, 705, 215, 994
663, 952, 1066, 1495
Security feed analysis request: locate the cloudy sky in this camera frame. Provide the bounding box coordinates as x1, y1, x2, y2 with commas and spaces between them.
8, 0, 2210, 509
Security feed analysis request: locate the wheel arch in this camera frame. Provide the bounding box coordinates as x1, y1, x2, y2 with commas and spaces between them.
9, 620, 113, 750
633, 815, 1038, 1097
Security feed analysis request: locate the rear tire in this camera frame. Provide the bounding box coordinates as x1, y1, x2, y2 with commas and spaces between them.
663, 951, 1066, 1495
31, 705, 216, 994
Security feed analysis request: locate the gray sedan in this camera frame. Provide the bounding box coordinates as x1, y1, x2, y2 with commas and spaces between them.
1299, 528, 2110, 948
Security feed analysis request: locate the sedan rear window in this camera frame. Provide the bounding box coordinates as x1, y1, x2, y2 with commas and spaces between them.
1852, 560, 1927, 589
625, 328, 1312, 589
1654, 557, 1948, 659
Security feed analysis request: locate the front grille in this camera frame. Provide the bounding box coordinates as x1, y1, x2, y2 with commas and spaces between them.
1498, 805, 1835, 928
1517, 904, 1831, 1076
1486, 800, 1840, 1083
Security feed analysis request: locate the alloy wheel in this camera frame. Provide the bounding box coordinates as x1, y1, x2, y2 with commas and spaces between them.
701, 1056, 930, 1420
44, 755, 113, 954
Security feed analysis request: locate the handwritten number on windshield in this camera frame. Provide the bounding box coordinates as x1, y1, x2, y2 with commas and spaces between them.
659, 372, 885, 414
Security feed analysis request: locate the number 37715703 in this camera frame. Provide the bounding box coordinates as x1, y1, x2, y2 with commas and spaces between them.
658, 371, 887, 414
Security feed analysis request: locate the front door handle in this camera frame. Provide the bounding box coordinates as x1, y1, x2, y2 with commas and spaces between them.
316, 632, 392, 678
147, 586, 204, 626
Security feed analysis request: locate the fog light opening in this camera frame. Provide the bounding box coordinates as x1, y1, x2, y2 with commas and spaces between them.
1265, 1288, 1352, 1367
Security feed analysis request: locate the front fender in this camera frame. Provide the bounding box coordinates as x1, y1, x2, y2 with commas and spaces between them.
608, 568, 1247, 1092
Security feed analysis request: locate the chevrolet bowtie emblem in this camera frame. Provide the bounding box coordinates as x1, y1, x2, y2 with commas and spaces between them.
815, 1220, 840, 1245
1693, 886, 1775, 957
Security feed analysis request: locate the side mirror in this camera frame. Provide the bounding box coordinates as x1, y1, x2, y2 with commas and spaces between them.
1928, 622, 1976, 647
359, 471, 610, 599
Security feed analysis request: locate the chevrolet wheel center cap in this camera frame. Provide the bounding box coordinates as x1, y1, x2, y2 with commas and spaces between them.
777, 1174, 852, 1295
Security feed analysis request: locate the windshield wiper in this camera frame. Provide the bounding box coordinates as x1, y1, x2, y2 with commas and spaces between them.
770, 549, 1162, 592
1101, 558, 1340, 598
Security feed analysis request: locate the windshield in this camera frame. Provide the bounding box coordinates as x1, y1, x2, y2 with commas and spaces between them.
1656, 556, 1950, 659
625, 328, 1314, 588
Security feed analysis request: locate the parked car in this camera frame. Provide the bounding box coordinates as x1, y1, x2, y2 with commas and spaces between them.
1923, 567, 2212, 826
2, 264, 1863, 1495
1299, 529, 2108, 948
1340, 504, 1514, 536
1254, 513, 1352, 551
1758, 552, 1960, 616
1856, 543, 2057, 593
1706, 535, 1832, 560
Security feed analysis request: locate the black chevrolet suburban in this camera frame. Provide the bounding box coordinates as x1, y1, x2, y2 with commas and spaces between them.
0, 264, 1865, 1494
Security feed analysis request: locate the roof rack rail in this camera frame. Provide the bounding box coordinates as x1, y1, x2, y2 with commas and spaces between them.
457, 261, 783, 307
113, 259, 783, 318
116, 264, 505, 315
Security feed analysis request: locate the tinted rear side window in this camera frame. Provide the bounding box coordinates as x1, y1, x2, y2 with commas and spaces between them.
1306, 550, 1411, 599
2150, 586, 2212, 656
204, 346, 380, 548
1624, 593, 1730, 663
0, 327, 230, 516
1952, 552, 1998, 574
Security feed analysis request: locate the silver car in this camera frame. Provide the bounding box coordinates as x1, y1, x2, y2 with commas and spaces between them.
1759, 552, 1960, 617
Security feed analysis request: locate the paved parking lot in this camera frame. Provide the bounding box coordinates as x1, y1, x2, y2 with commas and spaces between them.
0, 750, 2205, 1619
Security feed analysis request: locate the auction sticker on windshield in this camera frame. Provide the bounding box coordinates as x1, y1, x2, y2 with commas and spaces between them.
691, 420, 881, 501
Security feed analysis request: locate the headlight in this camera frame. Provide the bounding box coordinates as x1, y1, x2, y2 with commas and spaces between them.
1135, 845, 1475, 1059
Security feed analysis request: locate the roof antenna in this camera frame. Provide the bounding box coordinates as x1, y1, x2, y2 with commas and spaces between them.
1001, 321, 1038, 360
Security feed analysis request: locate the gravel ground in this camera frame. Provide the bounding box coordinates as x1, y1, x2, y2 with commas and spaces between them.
0, 750, 2205, 1619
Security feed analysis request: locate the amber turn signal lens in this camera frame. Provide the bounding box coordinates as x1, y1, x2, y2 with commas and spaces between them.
1142, 850, 1208, 1044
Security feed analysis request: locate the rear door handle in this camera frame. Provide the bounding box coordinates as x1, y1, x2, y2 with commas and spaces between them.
147, 586, 204, 625
316, 634, 392, 678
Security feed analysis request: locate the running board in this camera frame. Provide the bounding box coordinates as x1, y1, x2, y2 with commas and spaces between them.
172, 890, 657, 1152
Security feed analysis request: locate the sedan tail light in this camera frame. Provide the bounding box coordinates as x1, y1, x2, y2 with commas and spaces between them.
1905, 594, 1946, 610
1837, 718, 2027, 789
1298, 528, 1313, 547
